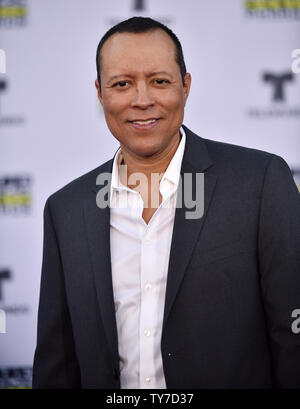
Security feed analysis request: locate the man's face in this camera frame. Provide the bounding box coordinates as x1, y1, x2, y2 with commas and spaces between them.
95, 29, 191, 158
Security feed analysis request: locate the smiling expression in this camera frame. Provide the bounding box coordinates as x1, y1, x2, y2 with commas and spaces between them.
96, 29, 191, 158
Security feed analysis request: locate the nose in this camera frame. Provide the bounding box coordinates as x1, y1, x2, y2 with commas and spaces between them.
131, 81, 154, 109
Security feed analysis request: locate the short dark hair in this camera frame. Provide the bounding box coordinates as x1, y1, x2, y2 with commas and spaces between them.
96, 16, 187, 89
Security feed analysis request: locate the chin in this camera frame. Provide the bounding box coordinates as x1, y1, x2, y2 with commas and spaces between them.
133, 148, 159, 158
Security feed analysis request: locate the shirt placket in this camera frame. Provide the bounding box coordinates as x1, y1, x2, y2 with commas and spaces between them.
139, 222, 158, 388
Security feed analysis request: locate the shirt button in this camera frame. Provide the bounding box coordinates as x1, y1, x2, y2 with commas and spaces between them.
145, 378, 151, 383
144, 239, 152, 245
145, 283, 152, 290
144, 329, 151, 337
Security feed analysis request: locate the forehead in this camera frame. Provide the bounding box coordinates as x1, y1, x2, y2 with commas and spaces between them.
100, 29, 177, 73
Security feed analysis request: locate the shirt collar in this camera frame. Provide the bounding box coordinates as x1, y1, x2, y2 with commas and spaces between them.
160, 126, 186, 188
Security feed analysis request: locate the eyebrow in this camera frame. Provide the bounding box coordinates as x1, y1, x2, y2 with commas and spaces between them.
106, 71, 173, 84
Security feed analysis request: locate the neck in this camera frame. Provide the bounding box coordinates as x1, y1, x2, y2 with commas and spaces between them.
120, 131, 181, 184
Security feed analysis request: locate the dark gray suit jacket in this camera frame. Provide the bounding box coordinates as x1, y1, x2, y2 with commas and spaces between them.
32, 125, 300, 388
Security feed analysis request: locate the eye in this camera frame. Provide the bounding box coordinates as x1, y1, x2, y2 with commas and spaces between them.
113, 81, 128, 88
155, 79, 169, 85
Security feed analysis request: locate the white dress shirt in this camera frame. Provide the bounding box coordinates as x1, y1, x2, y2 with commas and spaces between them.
109, 127, 186, 389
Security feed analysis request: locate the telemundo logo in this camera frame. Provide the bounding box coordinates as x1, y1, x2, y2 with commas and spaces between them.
133, 0, 146, 11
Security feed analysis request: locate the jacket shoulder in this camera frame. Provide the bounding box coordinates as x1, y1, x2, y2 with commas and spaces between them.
202, 137, 275, 165
183, 125, 278, 172
46, 158, 113, 208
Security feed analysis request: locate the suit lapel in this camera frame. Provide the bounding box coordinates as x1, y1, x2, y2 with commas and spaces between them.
83, 127, 217, 364
83, 160, 120, 369
162, 127, 218, 329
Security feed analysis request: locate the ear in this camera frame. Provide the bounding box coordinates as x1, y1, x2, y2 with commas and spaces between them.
183, 73, 192, 106
95, 79, 103, 106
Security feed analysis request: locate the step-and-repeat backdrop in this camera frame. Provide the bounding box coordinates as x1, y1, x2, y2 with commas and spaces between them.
0, 0, 299, 387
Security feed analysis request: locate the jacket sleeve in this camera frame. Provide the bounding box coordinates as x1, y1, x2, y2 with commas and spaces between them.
258, 154, 300, 388
32, 197, 81, 388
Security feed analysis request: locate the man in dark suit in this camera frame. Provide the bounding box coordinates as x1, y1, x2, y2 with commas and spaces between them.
32, 17, 300, 389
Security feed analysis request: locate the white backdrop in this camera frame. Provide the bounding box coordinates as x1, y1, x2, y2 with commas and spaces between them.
0, 0, 299, 387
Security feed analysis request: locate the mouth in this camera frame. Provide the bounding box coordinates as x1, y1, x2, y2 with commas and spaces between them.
128, 118, 160, 129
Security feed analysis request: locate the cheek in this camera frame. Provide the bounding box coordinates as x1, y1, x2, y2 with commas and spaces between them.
159, 91, 184, 115
102, 93, 128, 120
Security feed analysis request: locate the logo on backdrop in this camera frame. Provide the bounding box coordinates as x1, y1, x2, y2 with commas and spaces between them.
133, 0, 146, 11
0, 78, 25, 125
0, 0, 27, 28
0, 367, 32, 388
0, 268, 30, 315
263, 71, 294, 102
247, 69, 300, 118
0, 269, 11, 302
291, 169, 300, 193
245, 0, 300, 19
0, 175, 32, 214
106, 0, 171, 29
